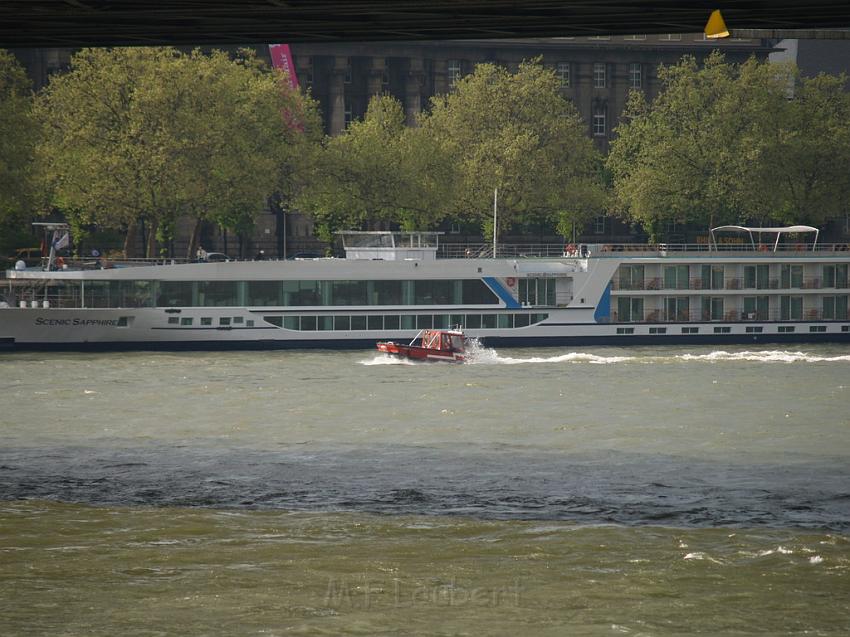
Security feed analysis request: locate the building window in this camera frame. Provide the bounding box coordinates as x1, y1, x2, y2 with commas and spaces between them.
344, 58, 352, 84
448, 59, 462, 88
629, 63, 642, 89
556, 62, 570, 88
593, 62, 606, 88
382, 70, 389, 86
592, 111, 606, 136
305, 68, 313, 89
659, 34, 682, 41
594, 215, 606, 234
624, 34, 647, 40
344, 99, 353, 128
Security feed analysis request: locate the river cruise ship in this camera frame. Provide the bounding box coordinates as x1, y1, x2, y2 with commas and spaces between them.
2, 228, 849, 351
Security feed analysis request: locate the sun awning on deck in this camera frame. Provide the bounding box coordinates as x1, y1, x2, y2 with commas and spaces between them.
709, 225, 819, 252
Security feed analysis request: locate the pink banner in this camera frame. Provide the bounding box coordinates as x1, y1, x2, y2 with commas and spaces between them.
268, 44, 299, 90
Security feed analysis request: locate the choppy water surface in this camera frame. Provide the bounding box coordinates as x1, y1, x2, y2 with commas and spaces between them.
1, 344, 849, 635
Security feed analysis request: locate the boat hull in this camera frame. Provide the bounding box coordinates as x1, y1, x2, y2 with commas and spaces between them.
376, 341, 465, 362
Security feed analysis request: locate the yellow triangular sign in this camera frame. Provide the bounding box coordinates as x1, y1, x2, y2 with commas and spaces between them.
705, 9, 730, 39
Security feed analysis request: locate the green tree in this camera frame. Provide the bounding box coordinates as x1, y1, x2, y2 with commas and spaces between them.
0, 50, 38, 241
420, 61, 606, 238
297, 94, 454, 233
608, 52, 850, 237
36, 47, 319, 257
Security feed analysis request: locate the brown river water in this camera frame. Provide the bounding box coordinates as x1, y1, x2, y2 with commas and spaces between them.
1, 344, 849, 635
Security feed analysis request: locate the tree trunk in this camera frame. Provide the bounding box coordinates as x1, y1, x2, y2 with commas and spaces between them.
187, 217, 203, 260
145, 220, 159, 258
123, 221, 138, 258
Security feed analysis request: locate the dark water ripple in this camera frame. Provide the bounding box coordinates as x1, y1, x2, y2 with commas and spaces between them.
1, 444, 848, 529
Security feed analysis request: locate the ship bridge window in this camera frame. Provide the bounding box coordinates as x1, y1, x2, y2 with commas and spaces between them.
518, 278, 556, 306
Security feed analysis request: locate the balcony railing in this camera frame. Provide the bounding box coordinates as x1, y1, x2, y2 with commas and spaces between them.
609, 309, 846, 323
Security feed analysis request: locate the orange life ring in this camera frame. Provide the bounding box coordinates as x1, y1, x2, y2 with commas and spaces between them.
506, 277, 517, 287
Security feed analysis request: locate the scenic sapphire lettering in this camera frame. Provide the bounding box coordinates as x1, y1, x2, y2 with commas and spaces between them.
35, 318, 120, 327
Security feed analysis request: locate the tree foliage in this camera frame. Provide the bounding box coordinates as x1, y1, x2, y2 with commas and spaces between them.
36, 47, 319, 256
608, 52, 850, 237
0, 50, 38, 225
420, 61, 606, 237
297, 62, 607, 238
296, 94, 454, 233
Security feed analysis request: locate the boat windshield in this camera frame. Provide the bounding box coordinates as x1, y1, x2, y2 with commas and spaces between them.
450, 335, 464, 351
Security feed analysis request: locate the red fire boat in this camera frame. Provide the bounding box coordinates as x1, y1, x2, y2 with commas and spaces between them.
376, 328, 467, 363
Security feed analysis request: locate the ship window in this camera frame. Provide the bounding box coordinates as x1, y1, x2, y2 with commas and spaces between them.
780, 295, 803, 320
368, 315, 384, 330
779, 325, 795, 333
233, 316, 243, 324
681, 327, 699, 334
664, 297, 689, 322
264, 316, 283, 327
617, 297, 643, 322
810, 325, 827, 333
168, 316, 179, 324
157, 281, 194, 307
616, 327, 634, 334
823, 264, 848, 288
780, 264, 804, 289
246, 320, 254, 327
498, 314, 513, 328
417, 315, 433, 329
332, 280, 368, 305
372, 280, 403, 305
514, 313, 530, 327
198, 281, 238, 307
823, 295, 848, 320
532, 314, 548, 324
281, 316, 297, 329
300, 316, 317, 330
744, 265, 769, 289
482, 314, 497, 329
117, 316, 130, 327
351, 315, 367, 330
713, 326, 731, 334
201, 317, 212, 326
180, 317, 193, 326
401, 315, 415, 329
450, 314, 465, 328
466, 314, 482, 329
384, 315, 399, 329
247, 281, 282, 306
518, 278, 556, 306
219, 317, 231, 326
649, 327, 666, 334
318, 316, 333, 331
745, 326, 763, 333
663, 265, 690, 290
433, 314, 450, 329
618, 265, 645, 290
334, 315, 350, 330
843, 325, 850, 332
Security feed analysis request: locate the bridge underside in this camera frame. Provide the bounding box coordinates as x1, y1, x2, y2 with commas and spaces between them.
2, 1, 850, 48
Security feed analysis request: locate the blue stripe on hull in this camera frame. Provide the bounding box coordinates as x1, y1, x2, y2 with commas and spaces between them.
4, 332, 850, 352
